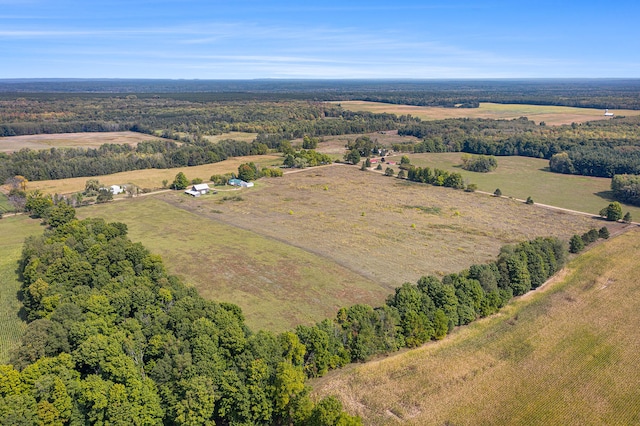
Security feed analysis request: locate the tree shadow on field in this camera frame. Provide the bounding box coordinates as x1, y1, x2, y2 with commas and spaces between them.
594, 190, 616, 202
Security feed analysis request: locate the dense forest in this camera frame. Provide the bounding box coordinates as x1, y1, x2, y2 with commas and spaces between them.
0, 98, 415, 138
1, 200, 605, 424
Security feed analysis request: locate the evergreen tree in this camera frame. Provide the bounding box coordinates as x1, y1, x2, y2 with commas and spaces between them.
569, 234, 585, 253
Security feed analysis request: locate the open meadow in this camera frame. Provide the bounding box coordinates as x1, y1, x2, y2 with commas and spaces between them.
203, 131, 258, 143
77, 196, 389, 332
335, 101, 640, 125
312, 228, 640, 425
0, 131, 168, 153
23, 155, 282, 195
402, 153, 640, 219
157, 165, 610, 290
0, 215, 44, 362
0, 193, 12, 214
0, 160, 626, 352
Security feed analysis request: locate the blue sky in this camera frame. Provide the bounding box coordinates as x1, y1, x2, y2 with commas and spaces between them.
1, 0, 639, 79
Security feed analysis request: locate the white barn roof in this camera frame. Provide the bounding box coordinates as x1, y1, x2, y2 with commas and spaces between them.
192, 183, 210, 191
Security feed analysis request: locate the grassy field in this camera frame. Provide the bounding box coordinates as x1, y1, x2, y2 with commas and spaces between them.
401, 153, 640, 219
204, 131, 258, 143
312, 228, 640, 425
0, 193, 12, 214
0, 215, 44, 363
334, 101, 640, 125
0, 131, 168, 153
158, 165, 611, 290
77, 196, 389, 332
24, 155, 282, 195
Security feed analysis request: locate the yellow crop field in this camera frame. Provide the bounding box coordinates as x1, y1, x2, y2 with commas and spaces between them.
334, 101, 640, 125
313, 228, 640, 425
0, 131, 167, 153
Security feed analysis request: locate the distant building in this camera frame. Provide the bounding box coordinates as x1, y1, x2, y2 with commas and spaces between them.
110, 185, 124, 195
184, 183, 210, 197
228, 179, 254, 188
191, 183, 210, 194
604, 109, 614, 116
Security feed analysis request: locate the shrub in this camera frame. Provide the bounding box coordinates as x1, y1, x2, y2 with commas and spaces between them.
599, 202, 623, 221
461, 154, 498, 172
569, 234, 584, 253
494, 188, 502, 197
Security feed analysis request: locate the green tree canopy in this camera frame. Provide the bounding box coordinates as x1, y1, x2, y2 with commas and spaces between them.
172, 172, 190, 190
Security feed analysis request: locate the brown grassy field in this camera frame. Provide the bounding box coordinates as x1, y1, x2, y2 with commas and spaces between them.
77, 196, 389, 332
312, 228, 640, 425
24, 155, 282, 195
158, 164, 611, 291
204, 131, 258, 143
334, 101, 640, 125
0, 131, 168, 153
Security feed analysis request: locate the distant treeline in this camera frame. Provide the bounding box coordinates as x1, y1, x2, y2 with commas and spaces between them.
0, 139, 266, 183
396, 116, 640, 178
0, 98, 417, 138
2, 79, 640, 109
2, 208, 570, 423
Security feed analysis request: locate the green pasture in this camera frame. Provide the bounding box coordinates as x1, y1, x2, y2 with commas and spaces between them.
0, 193, 13, 214
405, 153, 640, 219
0, 215, 43, 362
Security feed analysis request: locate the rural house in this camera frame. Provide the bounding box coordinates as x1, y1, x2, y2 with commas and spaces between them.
110, 185, 124, 195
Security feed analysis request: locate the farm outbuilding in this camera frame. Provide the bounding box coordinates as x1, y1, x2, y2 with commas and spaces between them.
229, 179, 254, 188
185, 183, 210, 197
110, 185, 124, 195
191, 183, 210, 194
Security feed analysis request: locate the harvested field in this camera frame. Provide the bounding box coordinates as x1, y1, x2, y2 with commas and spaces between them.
158, 164, 611, 290
0, 131, 168, 153
312, 228, 640, 425
334, 101, 640, 125
25, 155, 282, 195
204, 131, 258, 143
